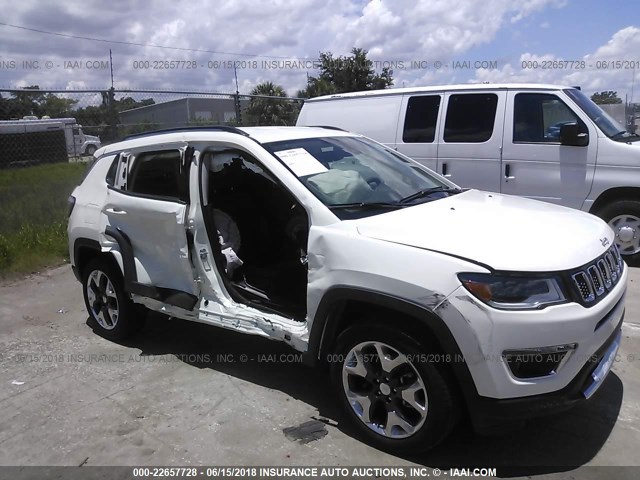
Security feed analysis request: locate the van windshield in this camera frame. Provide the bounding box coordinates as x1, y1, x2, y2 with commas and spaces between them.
264, 135, 460, 218
564, 88, 627, 139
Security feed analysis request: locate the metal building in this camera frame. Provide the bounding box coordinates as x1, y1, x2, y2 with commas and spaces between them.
119, 97, 249, 129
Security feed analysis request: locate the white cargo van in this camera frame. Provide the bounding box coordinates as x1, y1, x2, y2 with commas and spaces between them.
296, 84, 640, 263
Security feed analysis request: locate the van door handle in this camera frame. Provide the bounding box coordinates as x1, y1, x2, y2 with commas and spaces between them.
442, 162, 451, 177
105, 207, 127, 215
504, 164, 515, 181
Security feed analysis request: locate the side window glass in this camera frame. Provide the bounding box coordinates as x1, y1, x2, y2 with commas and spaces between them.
127, 150, 187, 202
105, 155, 119, 186
514, 93, 585, 143
443, 93, 498, 143
402, 95, 440, 143
208, 150, 275, 183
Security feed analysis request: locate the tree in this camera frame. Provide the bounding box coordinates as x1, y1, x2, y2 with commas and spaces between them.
74, 94, 156, 141
296, 77, 336, 99
591, 91, 622, 105
244, 82, 298, 126
298, 47, 394, 98
115, 96, 155, 112
0, 86, 44, 119
39, 94, 78, 118
0, 86, 79, 119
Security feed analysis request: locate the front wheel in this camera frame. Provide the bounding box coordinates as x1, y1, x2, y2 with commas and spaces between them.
82, 257, 142, 340
331, 325, 458, 453
85, 145, 96, 156
596, 200, 640, 266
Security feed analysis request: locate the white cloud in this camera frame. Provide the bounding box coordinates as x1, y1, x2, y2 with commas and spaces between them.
329, 0, 561, 60
0, 0, 564, 93
471, 26, 640, 100
510, 0, 566, 23
1, 0, 636, 104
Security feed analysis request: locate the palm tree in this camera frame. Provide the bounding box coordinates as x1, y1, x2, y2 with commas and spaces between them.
245, 82, 298, 126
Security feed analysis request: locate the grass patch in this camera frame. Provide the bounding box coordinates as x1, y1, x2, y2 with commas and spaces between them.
0, 162, 88, 276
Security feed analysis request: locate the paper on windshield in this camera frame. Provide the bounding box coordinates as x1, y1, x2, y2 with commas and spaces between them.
274, 148, 328, 177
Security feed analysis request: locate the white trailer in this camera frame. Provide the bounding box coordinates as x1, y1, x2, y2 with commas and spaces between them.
0, 116, 101, 157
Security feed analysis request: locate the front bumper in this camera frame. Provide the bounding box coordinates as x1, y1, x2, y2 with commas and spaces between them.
467, 317, 622, 432
437, 263, 627, 399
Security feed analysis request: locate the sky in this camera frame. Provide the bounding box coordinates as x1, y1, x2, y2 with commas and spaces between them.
0, 0, 638, 102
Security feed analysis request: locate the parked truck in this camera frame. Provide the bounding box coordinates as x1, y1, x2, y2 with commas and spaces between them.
0, 116, 101, 168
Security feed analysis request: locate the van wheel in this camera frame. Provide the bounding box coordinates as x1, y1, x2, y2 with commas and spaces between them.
82, 258, 142, 340
331, 324, 458, 453
85, 145, 96, 156
596, 200, 640, 265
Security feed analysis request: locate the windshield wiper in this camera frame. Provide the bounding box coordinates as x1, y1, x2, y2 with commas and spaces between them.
327, 186, 462, 210
611, 131, 629, 139
399, 186, 461, 204
611, 130, 640, 140
612, 131, 640, 141
327, 201, 403, 210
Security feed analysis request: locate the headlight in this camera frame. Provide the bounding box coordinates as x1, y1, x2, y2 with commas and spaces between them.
67, 195, 76, 217
458, 273, 567, 310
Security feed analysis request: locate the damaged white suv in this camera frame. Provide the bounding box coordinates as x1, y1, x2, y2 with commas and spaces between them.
68, 126, 626, 452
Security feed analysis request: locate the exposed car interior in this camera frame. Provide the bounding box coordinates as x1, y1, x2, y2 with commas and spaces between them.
127, 150, 189, 202
202, 149, 309, 319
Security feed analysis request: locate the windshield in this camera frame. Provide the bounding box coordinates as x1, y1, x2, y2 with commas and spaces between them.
564, 88, 626, 138
264, 135, 459, 218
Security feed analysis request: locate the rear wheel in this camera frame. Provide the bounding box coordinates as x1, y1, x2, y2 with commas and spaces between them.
331, 324, 458, 453
596, 200, 640, 265
82, 257, 142, 340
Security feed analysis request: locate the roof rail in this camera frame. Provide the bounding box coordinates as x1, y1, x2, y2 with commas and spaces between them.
124, 125, 249, 140
309, 125, 348, 132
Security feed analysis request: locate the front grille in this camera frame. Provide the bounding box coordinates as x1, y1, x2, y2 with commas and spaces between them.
571, 245, 623, 306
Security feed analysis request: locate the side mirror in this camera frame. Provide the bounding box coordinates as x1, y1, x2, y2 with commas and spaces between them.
560, 123, 589, 147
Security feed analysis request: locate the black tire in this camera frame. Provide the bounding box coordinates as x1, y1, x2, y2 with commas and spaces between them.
595, 200, 640, 266
82, 257, 143, 340
85, 145, 96, 156
331, 324, 459, 453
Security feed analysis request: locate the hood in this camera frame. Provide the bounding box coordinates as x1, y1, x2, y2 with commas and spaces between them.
598, 136, 640, 168
352, 190, 613, 272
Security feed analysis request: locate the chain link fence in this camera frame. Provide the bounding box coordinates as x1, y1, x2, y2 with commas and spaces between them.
0, 88, 304, 168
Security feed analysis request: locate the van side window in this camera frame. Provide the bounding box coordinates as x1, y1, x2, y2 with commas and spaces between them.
513, 93, 586, 143
403, 95, 440, 143
127, 150, 187, 202
443, 94, 498, 143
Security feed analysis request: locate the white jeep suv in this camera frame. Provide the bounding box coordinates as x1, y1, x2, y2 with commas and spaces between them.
68, 126, 626, 452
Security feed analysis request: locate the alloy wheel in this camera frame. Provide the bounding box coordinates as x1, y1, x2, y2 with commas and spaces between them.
85, 269, 120, 330
341, 341, 428, 439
